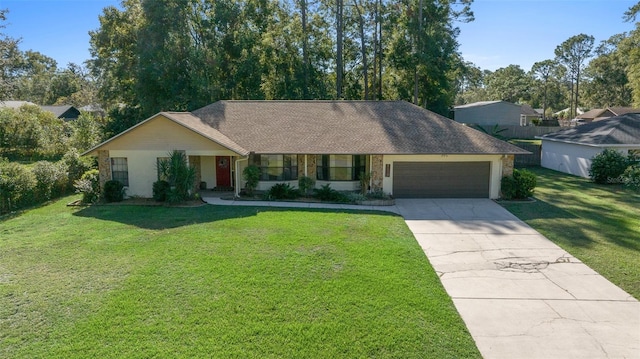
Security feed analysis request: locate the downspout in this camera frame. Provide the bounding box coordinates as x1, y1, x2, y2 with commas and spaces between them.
235, 156, 249, 198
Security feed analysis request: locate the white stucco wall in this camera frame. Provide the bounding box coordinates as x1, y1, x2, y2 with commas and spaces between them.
200, 156, 217, 189
381, 154, 504, 199
541, 141, 636, 178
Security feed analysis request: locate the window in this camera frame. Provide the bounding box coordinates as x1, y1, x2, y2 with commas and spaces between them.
316, 155, 366, 181
111, 157, 129, 186
254, 155, 298, 181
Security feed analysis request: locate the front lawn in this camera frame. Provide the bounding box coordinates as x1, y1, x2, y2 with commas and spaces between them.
0, 197, 480, 358
501, 167, 640, 299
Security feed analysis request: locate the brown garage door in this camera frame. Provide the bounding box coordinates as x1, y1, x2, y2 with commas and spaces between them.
393, 162, 490, 198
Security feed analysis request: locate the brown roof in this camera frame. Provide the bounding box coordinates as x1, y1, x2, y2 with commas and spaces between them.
191, 101, 527, 155
162, 112, 249, 155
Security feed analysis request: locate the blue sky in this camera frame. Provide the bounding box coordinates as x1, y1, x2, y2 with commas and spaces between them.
0, 0, 637, 71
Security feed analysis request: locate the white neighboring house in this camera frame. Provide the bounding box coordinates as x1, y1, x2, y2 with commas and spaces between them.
537, 114, 640, 178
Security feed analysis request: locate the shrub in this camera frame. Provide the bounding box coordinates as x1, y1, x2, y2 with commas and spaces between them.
62, 148, 93, 190
32, 161, 67, 201
589, 149, 629, 184
623, 165, 640, 190
312, 184, 350, 202
265, 183, 300, 200
242, 165, 260, 196
298, 176, 315, 197
157, 150, 197, 203
366, 189, 391, 200
501, 169, 536, 200
74, 169, 100, 204
152, 180, 171, 202
0, 159, 37, 212
359, 172, 371, 195
103, 180, 125, 202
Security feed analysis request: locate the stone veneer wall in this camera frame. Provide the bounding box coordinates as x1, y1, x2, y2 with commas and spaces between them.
306, 155, 317, 179
98, 150, 111, 190
297, 155, 306, 178
502, 155, 514, 177
371, 155, 383, 191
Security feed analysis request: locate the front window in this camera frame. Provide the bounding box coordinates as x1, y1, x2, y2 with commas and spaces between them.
254, 155, 298, 181
317, 155, 366, 181
111, 157, 129, 186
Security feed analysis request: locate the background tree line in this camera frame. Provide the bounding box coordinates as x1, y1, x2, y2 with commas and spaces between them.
457, 3, 640, 119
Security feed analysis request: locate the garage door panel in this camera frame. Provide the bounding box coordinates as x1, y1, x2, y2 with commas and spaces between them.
393, 162, 490, 198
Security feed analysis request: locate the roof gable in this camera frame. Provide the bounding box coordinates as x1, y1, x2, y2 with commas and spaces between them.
538, 114, 640, 146
83, 112, 248, 156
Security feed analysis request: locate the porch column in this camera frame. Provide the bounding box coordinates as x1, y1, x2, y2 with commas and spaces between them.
371, 154, 383, 191
97, 150, 111, 191
502, 155, 515, 177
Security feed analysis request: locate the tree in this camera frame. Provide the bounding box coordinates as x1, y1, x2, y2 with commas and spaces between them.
583, 34, 632, 108
0, 9, 25, 100
554, 34, 595, 119
531, 60, 558, 118
485, 65, 530, 103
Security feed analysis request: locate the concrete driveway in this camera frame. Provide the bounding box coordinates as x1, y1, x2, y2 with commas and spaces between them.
396, 198, 640, 359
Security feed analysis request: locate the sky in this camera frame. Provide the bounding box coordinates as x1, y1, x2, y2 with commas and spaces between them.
0, 0, 638, 72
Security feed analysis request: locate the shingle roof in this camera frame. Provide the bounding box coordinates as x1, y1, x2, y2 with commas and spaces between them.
454, 100, 503, 109
538, 113, 640, 146
40, 105, 80, 119
578, 108, 605, 120
191, 101, 527, 155
609, 107, 640, 116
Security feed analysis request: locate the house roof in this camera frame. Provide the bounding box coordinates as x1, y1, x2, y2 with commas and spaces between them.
538, 113, 640, 147
191, 101, 527, 155
578, 108, 605, 120
85, 100, 527, 156
40, 105, 80, 119
520, 104, 540, 117
454, 100, 504, 109
0, 100, 36, 108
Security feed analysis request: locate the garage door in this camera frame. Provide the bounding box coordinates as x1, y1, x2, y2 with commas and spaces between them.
393, 162, 490, 198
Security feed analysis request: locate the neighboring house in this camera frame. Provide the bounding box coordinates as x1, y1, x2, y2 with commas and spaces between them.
454, 100, 541, 126
577, 107, 640, 122
538, 114, 640, 178
0, 101, 80, 121
83, 101, 528, 199
40, 105, 80, 121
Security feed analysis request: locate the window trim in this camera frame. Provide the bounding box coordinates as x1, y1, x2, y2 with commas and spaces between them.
110, 157, 129, 187
254, 154, 298, 181
316, 155, 367, 181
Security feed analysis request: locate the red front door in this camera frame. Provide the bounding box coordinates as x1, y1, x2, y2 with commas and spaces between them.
216, 156, 231, 188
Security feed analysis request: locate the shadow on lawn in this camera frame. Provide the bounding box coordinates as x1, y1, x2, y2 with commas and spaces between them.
73, 203, 398, 230
503, 187, 640, 252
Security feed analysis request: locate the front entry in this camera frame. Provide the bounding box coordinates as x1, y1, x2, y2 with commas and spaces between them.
216, 156, 231, 187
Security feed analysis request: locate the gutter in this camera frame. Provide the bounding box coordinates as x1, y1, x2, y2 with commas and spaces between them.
235, 156, 249, 198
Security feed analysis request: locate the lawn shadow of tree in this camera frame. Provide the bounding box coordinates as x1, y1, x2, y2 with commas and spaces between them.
72, 203, 399, 230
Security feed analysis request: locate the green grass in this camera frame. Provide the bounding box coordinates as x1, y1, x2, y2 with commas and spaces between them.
501, 167, 640, 299
0, 197, 480, 358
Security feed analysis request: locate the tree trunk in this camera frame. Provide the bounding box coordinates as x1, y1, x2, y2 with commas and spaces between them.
336, 0, 343, 99
301, 0, 309, 99
354, 0, 368, 100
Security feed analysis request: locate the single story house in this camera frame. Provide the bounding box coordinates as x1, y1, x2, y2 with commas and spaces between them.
0, 101, 80, 121
538, 113, 640, 178
83, 101, 528, 199
577, 107, 640, 122
453, 100, 541, 126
